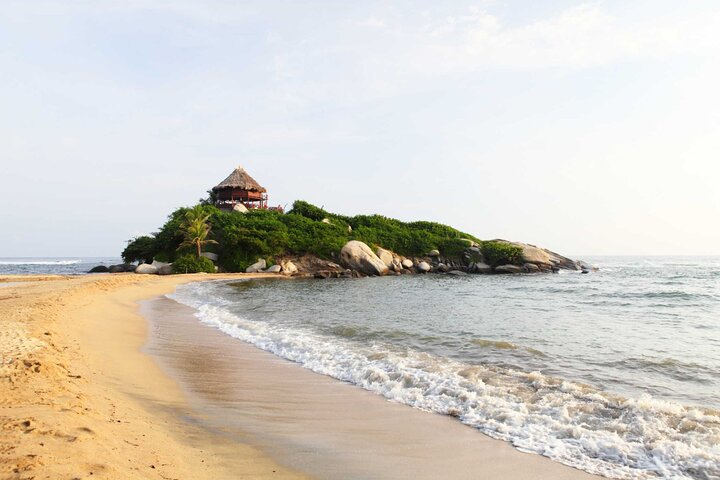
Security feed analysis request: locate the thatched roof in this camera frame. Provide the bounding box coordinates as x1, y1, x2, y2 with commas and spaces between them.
212, 166, 266, 193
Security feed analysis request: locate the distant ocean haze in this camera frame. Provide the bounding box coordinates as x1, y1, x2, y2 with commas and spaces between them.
169, 256, 720, 479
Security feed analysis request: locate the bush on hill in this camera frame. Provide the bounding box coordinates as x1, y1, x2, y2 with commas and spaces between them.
481, 241, 523, 267
122, 201, 484, 272
121, 235, 157, 264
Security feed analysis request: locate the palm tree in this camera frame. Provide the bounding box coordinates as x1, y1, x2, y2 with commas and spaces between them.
178, 206, 218, 258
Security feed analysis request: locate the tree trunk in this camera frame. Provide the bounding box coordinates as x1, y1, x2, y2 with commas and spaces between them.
197, 241, 202, 258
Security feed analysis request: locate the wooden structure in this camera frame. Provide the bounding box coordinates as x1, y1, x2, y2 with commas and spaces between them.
213, 166, 282, 212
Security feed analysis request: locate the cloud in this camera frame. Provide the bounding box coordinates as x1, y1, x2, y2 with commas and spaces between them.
357, 17, 386, 29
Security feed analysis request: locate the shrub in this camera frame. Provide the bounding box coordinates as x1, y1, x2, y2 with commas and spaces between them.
481, 241, 523, 267
172, 254, 216, 274
122, 236, 158, 264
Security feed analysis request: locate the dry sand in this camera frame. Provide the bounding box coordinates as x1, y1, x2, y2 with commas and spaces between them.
1, 273, 600, 479
0, 273, 306, 480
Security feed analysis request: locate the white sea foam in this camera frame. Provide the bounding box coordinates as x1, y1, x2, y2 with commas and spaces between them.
169, 281, 720, 480
0, 260, 81, 265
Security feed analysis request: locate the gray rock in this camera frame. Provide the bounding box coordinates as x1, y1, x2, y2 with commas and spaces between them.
391, 258, 403, 272
135, 263, 158, 274
447, 270, 467, 276
339, 241, 389, 276
474, 262, 493, 274
427, 249, 440, 257
437, 263, 449, 273
201, 252, 218, 262
494, 264, 522, 274
246, 259, 267, 273
266, 265, 282, 273
108, 265, 125, 273
401, 258, 414, 269
417, 261, 431, 273
157, 265, 173, 275
522, 263, 540, 273
233, 203, 248, 213
88, 265, 109, 273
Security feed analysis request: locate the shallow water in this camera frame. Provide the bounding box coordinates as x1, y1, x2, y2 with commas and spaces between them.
169, 256, 720, 479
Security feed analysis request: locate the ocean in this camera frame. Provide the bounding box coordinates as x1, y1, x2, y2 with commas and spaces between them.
0, 257, 122, 275
167, 256, 720, 480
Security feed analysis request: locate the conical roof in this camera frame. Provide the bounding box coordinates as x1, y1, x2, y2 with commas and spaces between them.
212, 166, 267, 193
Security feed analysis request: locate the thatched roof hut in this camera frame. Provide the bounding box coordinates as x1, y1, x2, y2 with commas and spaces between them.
213, 166, 269, 210
212, 166, 267, 193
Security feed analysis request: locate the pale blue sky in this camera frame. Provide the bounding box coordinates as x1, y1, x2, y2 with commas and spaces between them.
2, 1, 719, 257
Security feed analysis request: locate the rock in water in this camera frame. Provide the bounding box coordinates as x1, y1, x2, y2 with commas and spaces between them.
447, 270, 467, 276
474, 262, 492, 274
494, 264, 522, 274
340, 241, 389, 276
135, 264, 158, 274
417, 261, 431, 273
266, 265, 282, 273
376, 247, 394, 268
246, 259, 267, 273
437, 263, 449, 273
523, 263, 540, 273
88, 265, 109, 273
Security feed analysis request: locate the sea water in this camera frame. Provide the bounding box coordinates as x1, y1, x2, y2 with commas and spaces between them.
169, 256, 720, 479
0, 257, 121, 275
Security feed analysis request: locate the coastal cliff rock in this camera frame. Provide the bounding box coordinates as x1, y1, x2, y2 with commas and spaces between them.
492, 240, 579, 271
340, 241, 389, 276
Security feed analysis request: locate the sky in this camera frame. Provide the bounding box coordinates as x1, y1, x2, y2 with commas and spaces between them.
1, 0, 720, 257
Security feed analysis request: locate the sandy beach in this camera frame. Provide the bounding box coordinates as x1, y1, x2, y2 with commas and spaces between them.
1, 274, 601, 479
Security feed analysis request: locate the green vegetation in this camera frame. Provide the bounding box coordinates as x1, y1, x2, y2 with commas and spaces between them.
172, 254, 216, 274
177, 206, 218, 258
121, 235, 157, 264
123, 200, 485, 272
481, 241, 523, 267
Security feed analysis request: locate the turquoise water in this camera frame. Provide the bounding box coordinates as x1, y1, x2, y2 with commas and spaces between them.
171, 256, 720, 479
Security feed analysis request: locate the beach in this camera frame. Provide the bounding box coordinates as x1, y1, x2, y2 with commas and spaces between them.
1, 273, 602, 479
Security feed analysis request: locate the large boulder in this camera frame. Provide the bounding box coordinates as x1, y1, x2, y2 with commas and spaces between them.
157, 264, 173, 275
108, 265, 125, 273
266, 265, 282, 273
401, 259, 414, 269
135, 263, 158, 275
494, 264, 522, 274
88, 265, 109, 273
339, 241, 389, 276
474, 262, 493, 274
201, 252, 218, 262
376, 247, 394, 268
417, 261, 431, 273
233, 203, 248, 213
492, 240, 578, 271
282, 261, 298, 275
152, 260, 171, 269
246, 259, 267, 273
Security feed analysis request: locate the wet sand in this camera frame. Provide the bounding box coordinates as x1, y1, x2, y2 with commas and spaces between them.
143, 293, 601, 480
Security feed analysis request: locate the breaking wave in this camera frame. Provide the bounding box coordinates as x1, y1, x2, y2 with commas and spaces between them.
169, 282, 720, 479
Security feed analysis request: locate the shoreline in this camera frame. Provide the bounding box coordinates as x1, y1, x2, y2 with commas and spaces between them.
1, 273, 599, 479
1, 273, 306, 480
